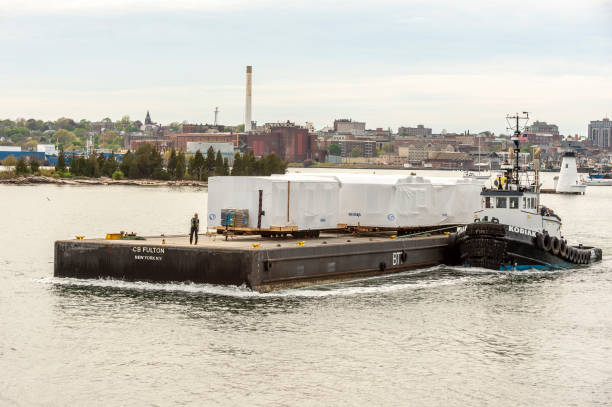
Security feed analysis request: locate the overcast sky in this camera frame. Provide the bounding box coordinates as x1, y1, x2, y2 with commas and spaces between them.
1, 0, 611, 135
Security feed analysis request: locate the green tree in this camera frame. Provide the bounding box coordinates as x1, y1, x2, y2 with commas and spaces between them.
15, 157, 28, 175
189, 150, 206, 180
30, 160, 40, 173
120, 151, 132, 177
112, 170, 124, 180
231, 152, 243, 175
215, 150, 224, 175
102, 154, 119, 177
381, 142, 394, 153
54, 129, 77, 146
175, 152, 186, 180
222, 158, 230, 176
205, 146, 215, 174
56, 148, 66, 172
328, 143, 342, 156
1, 155, 17, 166
167, 148, 177, 178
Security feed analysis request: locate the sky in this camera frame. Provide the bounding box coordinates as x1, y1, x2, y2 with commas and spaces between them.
1, 0, 611, 135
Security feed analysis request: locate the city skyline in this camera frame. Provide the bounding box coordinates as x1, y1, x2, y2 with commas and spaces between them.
1, 0, 611, 136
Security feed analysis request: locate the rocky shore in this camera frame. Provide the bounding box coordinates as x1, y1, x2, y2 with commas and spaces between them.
0, 175, 208, 187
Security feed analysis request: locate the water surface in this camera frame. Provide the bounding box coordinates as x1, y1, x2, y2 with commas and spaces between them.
1, 178, 611, 406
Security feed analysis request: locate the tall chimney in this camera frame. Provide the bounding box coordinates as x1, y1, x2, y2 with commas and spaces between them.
245, 65, 252, 132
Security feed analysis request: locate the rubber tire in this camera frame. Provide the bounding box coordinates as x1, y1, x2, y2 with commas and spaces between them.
559, 240, 567, 258
570, 248, 578, 263
551, 237, 561, 256
542, 233, 552, 252
536, 232, 545, 250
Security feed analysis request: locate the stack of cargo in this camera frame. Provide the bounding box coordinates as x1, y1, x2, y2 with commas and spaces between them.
220, 209, 249, 227
207, 173, 482, 232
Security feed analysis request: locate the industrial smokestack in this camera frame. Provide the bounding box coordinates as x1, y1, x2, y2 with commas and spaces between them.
245, 65, 252, 132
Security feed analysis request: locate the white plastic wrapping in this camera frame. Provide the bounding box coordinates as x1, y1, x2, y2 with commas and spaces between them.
207, 176, 340, 230
208, 173, 482, 230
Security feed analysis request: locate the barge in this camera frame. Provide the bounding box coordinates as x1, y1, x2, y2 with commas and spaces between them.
54, 232, 455, 292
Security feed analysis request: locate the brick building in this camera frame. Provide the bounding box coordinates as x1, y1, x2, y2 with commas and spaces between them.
247, 123, 319, 162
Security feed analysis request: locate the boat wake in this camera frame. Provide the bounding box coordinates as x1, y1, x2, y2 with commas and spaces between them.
36, 263, 584, 299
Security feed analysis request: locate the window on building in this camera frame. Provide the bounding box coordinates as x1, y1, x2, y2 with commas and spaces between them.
496, 197, 507, 208
509, 197, 519, 209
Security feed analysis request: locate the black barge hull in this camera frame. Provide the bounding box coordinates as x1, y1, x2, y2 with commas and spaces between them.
54, 233, 454, 292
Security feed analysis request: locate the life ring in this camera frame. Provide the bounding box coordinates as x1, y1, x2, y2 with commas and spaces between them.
536, 232, 545, 250
542, 233, 552, 252
559, 239, 567, 258
551, 237, 561, 255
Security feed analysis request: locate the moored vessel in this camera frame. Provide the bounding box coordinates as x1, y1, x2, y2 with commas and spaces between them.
454, 113, 602, 270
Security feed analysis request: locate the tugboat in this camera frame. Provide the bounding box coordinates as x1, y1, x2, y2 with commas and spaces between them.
454, 113, 602, 270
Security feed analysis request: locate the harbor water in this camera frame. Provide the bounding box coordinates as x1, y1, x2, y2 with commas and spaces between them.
1, 170, 611, 406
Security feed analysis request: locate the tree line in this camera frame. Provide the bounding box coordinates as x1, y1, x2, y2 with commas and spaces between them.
50, 145, 287, 180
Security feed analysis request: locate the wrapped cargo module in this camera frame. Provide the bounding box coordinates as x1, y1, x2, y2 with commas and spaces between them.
207, 176, 340, 231
274, 173, 482, 228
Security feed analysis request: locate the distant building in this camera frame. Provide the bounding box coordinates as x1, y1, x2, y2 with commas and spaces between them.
247, 123, 318, 162
424, 151, 473, 169
526, 121, 559, 135
334, 119, 366, 136
339, 140, 376, 158
0, 146, 21, 152
37, 144, 57, 155
170, 133, 239, 151
588, 118, 612, 148
186, 142, 235, 164
398, 125, 432, 137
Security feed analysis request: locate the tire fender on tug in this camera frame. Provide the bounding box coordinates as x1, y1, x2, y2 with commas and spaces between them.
559, 239, 567, 258
551, 237, 561, 256
536, 232, 545, 250
542, 233, 552, 252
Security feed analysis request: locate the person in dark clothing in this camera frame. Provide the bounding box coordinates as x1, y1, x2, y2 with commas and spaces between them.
189, 213, 199, 245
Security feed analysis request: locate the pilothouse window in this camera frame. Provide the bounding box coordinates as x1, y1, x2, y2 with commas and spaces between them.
509, 197, 519, 209
496, 197, 507, 208
485, 197, 491, 208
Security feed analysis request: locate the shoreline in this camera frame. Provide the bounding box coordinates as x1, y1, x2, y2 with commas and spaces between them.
0, 175, 209, 187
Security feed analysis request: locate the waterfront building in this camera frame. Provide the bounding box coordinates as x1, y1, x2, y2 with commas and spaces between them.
588, 118, 612, 148
424, 151, 473, 169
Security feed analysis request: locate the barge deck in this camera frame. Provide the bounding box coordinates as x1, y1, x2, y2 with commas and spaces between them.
54, 232, 455, 292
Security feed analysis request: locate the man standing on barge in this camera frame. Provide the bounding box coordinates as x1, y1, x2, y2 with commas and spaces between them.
190, 213, 199, 245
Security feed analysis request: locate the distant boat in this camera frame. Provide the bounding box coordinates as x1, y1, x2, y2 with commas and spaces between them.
464, 135, 491, 179
582, 173, 612, 186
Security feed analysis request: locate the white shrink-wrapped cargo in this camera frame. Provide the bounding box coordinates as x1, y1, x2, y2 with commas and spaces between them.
281, 173, 482, 228
207, 176, 339, 230
333, 174, 482, 227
